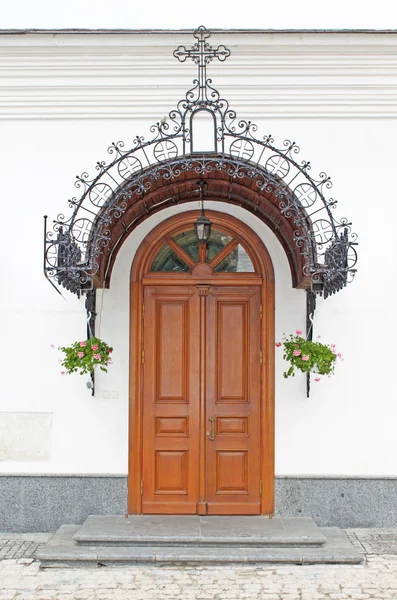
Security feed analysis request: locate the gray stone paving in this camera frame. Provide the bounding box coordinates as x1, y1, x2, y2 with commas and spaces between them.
1, 529, 396, 561
345, 529, 397, 555
0, 535, 51, 561
73, 515, 326, 546
37, 525, 362, 566
0, 530, 396, 599
0, 540, 43, 561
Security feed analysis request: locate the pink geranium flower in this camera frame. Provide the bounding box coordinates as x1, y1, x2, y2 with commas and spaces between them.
337, 352, 342, 358
61, 371, 66, 376
296, 330, 303, 336
50, 344, 55, 349
275, 342, 282, 347
93, 353, 101, 360
314, 377, 321, 382
79, 341, 87, 347
77, 352, 84, 358
293, 349, 301, 356
92, 345, 99, 351
302, 355, 310, 361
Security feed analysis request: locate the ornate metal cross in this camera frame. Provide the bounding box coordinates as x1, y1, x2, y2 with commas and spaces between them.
174, 25, 230, 66
173, 26, 230, 103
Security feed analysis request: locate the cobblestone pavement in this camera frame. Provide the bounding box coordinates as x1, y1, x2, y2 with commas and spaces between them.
1, 556, 397, 600
0, 541, 43, 561
345, 529, 397, 556
0, 535, 51, 562
0, 530, 396, 599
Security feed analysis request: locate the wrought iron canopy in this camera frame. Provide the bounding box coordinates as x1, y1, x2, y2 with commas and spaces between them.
43, 25, 358, 300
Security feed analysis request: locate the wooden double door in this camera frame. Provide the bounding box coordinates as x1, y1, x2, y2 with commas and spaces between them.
141, 283, 262, 515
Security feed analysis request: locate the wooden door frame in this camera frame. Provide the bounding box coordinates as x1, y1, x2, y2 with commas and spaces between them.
128, 210, 275, 515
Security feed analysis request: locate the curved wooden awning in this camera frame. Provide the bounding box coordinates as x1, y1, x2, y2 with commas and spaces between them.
93, 162, 305, 289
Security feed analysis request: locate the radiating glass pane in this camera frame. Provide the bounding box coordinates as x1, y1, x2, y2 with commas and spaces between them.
150, 244, 190, 272
172, 229, 198, 263
214, 244, 255, 273
206, 229, 234, 263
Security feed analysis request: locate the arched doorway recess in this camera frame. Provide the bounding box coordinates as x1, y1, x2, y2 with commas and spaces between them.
129, 211, 275, 515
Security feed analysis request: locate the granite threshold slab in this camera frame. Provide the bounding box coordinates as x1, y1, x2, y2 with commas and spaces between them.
37, 525, 363, 567
73, 515, 327, 547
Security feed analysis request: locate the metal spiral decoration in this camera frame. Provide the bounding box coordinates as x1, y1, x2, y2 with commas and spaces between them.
43, 25, 358, 301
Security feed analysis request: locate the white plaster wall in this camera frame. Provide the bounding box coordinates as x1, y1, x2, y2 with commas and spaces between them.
0, 32, 397, 476
2, 0, 397, 30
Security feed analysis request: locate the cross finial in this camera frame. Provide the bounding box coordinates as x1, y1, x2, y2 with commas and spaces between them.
173, 26, 231, 106
174, 25, 230, 70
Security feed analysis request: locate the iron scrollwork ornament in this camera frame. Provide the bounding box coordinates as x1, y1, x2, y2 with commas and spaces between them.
43, 26, 358, 316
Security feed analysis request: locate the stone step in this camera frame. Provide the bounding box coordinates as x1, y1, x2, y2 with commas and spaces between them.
73, 515, 327, 547
37, 525, 364, 567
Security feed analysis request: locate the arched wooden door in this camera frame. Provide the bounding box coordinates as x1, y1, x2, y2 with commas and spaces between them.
129, 211, 275, 515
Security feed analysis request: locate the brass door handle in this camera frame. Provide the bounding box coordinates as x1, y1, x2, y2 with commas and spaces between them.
206, 417, 215, 441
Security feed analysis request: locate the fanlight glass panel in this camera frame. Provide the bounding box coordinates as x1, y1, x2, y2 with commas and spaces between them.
172, 229, 199, 262
206, 230, 233, 263
151, 244, 190, 272
214, 244, 255, 273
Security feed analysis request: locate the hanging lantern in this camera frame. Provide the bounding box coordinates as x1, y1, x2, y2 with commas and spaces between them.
194, 180, 212, 245
194, 212, 212, 245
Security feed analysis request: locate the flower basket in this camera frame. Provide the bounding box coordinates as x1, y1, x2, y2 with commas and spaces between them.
277, 331, 340, 381
59, 337, 113, 376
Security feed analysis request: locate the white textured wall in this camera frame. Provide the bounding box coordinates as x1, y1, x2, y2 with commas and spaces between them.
0, 32, 396, 476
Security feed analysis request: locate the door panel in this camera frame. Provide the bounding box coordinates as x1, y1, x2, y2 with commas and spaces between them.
155, 417, 188, 435
217, 301, 248, 401
156, 301, 187, 401
216, 450, 248, 492
217, 417, 248, 435
141, 284, 261, 515
142, 286, 200, 514
155, 450, 188, 493
205, 286, 261, 515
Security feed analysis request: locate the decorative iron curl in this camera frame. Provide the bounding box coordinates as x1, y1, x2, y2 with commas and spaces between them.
44, 25, 357, 302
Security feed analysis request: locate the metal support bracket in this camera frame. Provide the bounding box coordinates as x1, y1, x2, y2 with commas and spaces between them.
306, 290, 317, 398
85, 289, 97, 396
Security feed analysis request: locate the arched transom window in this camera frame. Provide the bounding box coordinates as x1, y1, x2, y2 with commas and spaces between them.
150, 228, 256, 274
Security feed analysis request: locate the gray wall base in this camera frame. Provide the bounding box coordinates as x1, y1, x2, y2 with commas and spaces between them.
0, 475, 396, 532
0, 476, 127, 532
275, 477, 397, 528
